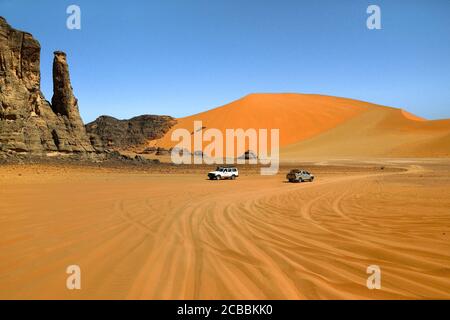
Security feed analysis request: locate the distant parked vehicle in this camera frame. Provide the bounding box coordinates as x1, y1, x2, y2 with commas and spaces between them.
208, 167, 239, 180
287, 169, 314, 183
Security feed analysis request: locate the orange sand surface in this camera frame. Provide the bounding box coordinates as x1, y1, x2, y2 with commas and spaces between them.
1, 160, 449, 299
154, 94, 370, 150
281, 108, 450, 159
153, 94, 450, 159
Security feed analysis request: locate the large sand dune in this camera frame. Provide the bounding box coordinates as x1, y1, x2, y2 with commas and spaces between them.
154, 94, 450, 159
154, 93, 370, 150
282, 107, 450, 159
1, 161, 449, 299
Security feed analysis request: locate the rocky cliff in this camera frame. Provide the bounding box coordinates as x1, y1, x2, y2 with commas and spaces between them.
0, 17, 95, 157
86, 115, 176, 150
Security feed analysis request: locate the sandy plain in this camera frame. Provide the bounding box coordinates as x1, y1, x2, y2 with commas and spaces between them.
0, 159, 449, 300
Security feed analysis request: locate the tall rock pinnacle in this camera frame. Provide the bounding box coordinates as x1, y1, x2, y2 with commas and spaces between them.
51, 51, 77, 118
0, 17, 95, 155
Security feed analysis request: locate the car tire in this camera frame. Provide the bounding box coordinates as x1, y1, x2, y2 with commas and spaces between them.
231, 175, 236, 180
216, 175, 221, 180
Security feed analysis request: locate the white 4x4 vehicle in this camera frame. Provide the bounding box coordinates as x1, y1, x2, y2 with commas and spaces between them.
208, 167, 239, 180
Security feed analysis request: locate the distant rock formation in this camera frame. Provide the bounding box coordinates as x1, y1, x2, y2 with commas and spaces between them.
238, 150, 258, 160
155, 147, 170, 156
85, 115, 176, 150
0, 17, 95, 156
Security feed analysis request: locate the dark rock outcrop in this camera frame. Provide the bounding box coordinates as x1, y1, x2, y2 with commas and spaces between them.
155, 147, 170, 156
238, 150, 258, 160
86, 115, 176, 150
170, 147, 191, 157
140, 146, 157, 154
0, 17, 95, 155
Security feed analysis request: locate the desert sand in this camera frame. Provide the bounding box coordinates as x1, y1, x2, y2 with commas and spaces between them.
281, 107, 450, 159
154, 94, 370, 149
1, 159, 449, 300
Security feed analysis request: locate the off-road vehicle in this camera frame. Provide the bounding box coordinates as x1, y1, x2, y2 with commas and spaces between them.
208, 167, 239, 180
286, 169, 314, 183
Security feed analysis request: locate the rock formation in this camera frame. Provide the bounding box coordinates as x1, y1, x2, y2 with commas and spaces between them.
51, 51, 79, 119
0, 17, 95, 156
238, 150, 258, 160
86, 115, 176, 150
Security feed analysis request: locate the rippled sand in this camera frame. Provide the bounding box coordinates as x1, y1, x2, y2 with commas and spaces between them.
0, 160, 449, 299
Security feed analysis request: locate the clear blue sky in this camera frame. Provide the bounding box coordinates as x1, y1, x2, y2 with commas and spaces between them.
1, 0, 449, 122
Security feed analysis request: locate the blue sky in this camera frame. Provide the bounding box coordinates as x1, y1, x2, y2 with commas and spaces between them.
1, 0, 449, 122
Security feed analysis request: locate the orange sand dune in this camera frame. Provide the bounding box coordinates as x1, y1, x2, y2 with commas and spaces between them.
281, 106, 450, 159
154, 93, 373, 150
153, 93, 450, 158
